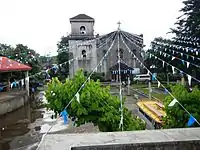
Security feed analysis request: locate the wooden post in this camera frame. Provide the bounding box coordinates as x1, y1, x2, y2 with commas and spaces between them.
25, 71, 29, 96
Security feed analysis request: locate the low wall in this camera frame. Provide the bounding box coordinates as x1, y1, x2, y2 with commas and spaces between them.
0, 91, 28, 115
37, 128, 200, 150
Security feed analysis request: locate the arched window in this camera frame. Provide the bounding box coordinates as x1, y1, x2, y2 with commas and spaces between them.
82, 50, 86, 58
80, 26, 86, 34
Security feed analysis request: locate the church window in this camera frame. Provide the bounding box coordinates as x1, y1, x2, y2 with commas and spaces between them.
82, 50, 86, 58
80, 26, 86, 34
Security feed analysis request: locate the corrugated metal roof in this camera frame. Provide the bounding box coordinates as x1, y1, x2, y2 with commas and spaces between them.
0, 57, 32, 72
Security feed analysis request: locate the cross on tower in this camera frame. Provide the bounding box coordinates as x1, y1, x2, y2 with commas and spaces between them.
117, 21, 121, 30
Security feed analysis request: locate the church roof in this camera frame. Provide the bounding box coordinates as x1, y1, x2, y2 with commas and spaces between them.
70, 14, 94, 22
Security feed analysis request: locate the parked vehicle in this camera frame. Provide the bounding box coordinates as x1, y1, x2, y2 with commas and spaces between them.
133, 74, 150, 82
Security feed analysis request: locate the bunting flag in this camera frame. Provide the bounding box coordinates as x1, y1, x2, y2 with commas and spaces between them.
182, 60, 184, 65
60, 109, 68, 125
152, 73, 156, 81
119, 115, 123, 129
158, 81, 161, 88
172, 56, 175, 61
187, 115, 196, 127
187, 62, 190, 68
187, 74, 192, 86
75, 92, 80, 103
94, 67, 97, 72
168, 98, 178, 107
162, 61, 165, 68
172, 66, 175, 74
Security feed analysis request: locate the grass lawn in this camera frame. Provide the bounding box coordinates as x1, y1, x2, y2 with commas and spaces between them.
132, 83, 168, 102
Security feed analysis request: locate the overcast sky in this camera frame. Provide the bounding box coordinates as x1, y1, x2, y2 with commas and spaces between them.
0, 0, 183, 56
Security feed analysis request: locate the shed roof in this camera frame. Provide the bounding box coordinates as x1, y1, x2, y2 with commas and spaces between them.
0, 56, 32, 72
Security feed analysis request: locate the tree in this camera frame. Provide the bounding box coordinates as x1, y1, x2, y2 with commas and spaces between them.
56, 36, 71, 80
45, 70, 145, 132
163, 84, 200, 128
171, 0, 200, 38
0, 43, 41, 74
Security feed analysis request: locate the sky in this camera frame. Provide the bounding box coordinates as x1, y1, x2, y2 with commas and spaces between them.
0, 0, 184, 56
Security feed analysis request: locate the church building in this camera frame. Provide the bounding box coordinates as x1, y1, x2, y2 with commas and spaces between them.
68, 14, 144, 81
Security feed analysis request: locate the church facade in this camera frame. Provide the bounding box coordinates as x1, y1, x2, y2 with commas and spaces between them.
68, 14, 144, 80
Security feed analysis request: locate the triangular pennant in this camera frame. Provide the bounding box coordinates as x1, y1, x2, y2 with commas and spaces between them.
172, 66, 175, 74
192, 56, 194, 60
196, 51, 198, 56
172, 57, 175, 61
181, 53, 183, 57
187, 74, 192, 86
162, 61, 165, 68
119, 115, 123, 129
158, 81, 161, 88
187, 62, 190, 68
168, 98, 178, 107
94, 67, 97, 72
75, 92, 80, 103
182, 60, 184, 65
187, 115, 196, 127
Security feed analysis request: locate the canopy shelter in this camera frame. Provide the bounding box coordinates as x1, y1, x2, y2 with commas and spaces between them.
0, 56, 32, 72
109, 62, 134, 81
0, 56, 32, 95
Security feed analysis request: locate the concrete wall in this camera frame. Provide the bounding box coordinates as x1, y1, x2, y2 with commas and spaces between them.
72, 140, 200, 150
0, 92, 28, 115
37, 128, 200, 150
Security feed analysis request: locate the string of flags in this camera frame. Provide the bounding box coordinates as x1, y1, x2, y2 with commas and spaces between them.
121, 31, 200, 127
149, 52, 200, 86
153, 41, 200, 60
118, 32, 123, 131
33, 32, 119, 150
122, 31, 143, 50
152, 47, 200, 69
64, 32, 117, 110
0, 32, 116, 91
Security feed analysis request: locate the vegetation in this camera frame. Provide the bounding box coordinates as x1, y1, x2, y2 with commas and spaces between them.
45, 70, 145, 132
56, 36, 71, 80
132, 83, 167, 102
163, 84, 200, 128
0, 43, 41, 74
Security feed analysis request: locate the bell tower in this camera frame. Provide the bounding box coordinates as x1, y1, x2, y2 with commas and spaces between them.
69, 14, 95, 39
68, 14, 97, 77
